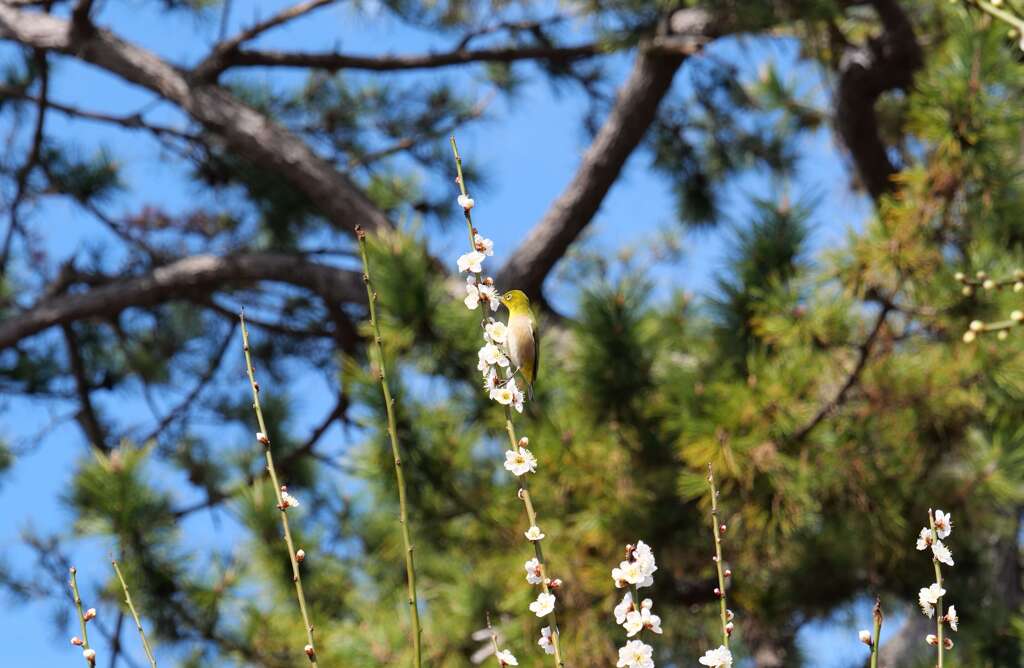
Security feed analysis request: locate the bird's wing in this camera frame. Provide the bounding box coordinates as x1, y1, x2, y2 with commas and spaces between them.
530, 312, 539, 386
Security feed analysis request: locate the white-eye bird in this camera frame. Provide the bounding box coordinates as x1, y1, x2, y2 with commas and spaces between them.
500, 290, 537, 400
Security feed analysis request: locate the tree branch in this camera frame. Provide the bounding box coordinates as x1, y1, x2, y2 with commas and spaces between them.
229, 42, 603, 72
497, 12, 719, 297
0, 253, 364, 350
61, 321, 108, 451
833, 0, 922, 200
0, 4, 391, 233
193, 0, 338, 81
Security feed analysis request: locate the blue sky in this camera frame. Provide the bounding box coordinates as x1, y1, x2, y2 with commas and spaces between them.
0, 1, 880, 665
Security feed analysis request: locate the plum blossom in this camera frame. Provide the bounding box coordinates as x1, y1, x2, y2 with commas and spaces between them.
494, 649, 517, 666
458, 250, 485, 273
538, 626, 555, 655
698, 646, 733, 667
524, 525, 545, 541
933, 510, 952, 539
504, 448, 537, 476
529, 592, 555, 617
524, 558, 544, 585
474, 233, 493, 256
616, 640, 654, 668
919, 582, 945, 618
931, 540, 954, 567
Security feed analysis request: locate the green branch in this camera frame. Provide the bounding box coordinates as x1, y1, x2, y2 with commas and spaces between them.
239, 312, 319, 666
111, 559, 158, 668
355, 225, 424, 668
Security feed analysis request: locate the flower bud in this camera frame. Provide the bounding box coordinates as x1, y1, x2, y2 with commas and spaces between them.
518, 437, 529, 448
257, 432, 270, 445
944, 637, 954, 650
962, 330, 976, 343
1016, 282, 1024, 293
83, 608, 96, 621
983, 279, 996, 290
714, 587, 722, 597
725, 621, 734, 635
719, 523, 727, 534
962, 285, 974, 297
71, 637, 84, 646
953, 272, 965, 282
296, 549, 306, 563
970, 320, 985, 332
724, 569, 732, 578
305, 644, 316, 658
725, 609, 735, 621
858, 629, 872, 646
1013, 310, 1024, 322
926, 634, 938, 646
83, 648, 96, 662
976, 270, 987, 280
998, 330, 1009, 340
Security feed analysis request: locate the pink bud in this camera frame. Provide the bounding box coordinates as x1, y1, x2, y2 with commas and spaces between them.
714, 587, 722, 597
296, 549, 306, 563
725, 622, 734, 635
304, 644, 316, 658
724, 569, 732, 578
70, 637, 84, 646
943, 638, 954, 650
719, 523, 727, 534
83, 608, 96, 621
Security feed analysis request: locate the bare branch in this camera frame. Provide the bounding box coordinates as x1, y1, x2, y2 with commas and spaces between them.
0, 253, 364, 350
230, 42, 603, 72
0, 4, 391, 233
61, 322, 108, 451
193, 0, 338, 80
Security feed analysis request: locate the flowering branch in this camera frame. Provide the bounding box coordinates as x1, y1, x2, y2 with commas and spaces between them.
68, 566, 97, 666
968, 0, 1024, 41
859, 597, 883, 668
611, 542, 661, 667
111, 559, 158, 668
355, 225, 423, 668
487, 612, 520, 667
450, 135, 566, 667
239, 312, 319, 665
916, 509, 957, 665
699, 465, 733, 668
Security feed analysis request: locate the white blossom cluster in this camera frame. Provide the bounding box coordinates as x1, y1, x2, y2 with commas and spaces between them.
611, 541, 662, 667
457, 191, 554, 661
456, 223, 528, 413
916, 509, 957, 651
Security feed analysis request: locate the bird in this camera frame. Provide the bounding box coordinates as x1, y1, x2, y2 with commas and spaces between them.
500, 290, 538, 400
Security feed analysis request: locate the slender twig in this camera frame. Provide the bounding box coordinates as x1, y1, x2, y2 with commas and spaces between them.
111, 559, 157, 668
451, 136, 566, 668
485, 611, 501, 658
707, 464, 730, 650
354, 225, 423, 668
928, 509, 944, 668
972, 0, 1024, 33
870, 597, 883, 668
68, 566, 96, 666
239, 312, 319, 666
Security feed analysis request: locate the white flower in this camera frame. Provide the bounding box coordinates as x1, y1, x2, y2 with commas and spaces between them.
83, 648, 97, 662
624, 610, 644, 637
485, 321, 508, 344
524, 558, 544, 585
858, 629, 872, 645
490, 386, 515, 405
934, 510, 952, 539
525, 525, 545, 541
483, 367, 501, 391
281, 490, 300, 509
699, 645, 733, 667
538, 626, 555, 655
474, 233, 494, 256
529, 592, 555, 617
504, 448, 537, 476
511, 384, 525, 413
495, 649, 517, 666
919, 582, 946, 618
458, 250, 485, 273
614, 591, 635, 624
946, 604, 958, 631
458, 194, 475, 210
478, 343, 509, 369
916, 527, 932, 551
641, 601, 662, 634
478, 284, 500, 311
465, 279, 481, 310
616, 639, 654, 668
926, 634, 938, 646
931, 540, 954, 566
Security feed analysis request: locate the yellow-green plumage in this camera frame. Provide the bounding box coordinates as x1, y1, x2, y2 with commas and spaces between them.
501, 290, 538, 399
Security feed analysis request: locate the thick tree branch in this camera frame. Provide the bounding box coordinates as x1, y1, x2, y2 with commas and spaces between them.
61, 322, 108, 451
0, 253, 364, 350
834, 0, 922, 200
0, 4, 391, 233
